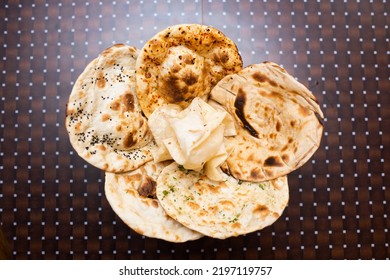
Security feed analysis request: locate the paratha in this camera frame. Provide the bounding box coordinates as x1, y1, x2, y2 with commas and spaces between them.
156, 162, 289, 239
65, 44, 155, 173
105, 161, 203, 242
136, 24, 243, 117
210, 62, 324, 182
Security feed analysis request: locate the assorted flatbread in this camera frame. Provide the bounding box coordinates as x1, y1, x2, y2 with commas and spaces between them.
136, 24, 243, 117
210, 61, 324, 182
65, 44, 155, 173
156, 163, 289, 239
104, 161, 203, 242
66, 25, 324, 242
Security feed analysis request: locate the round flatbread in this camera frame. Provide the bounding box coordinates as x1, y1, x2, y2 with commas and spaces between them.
156, 162, 289, 239
105, 161, 203, 242
136, 24, 243, 117
210, 62, 324, 182
65, 44, 155, 173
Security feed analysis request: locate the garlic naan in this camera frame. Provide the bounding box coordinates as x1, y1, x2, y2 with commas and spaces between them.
156, 162, 289, 239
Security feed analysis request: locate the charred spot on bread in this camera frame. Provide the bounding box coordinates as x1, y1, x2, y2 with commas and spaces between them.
264, 156, 284, 167
163, 76, 188, 103
137, 176, 157, 199
234, 88, 259, 138
252, 72, 277, 87
123, 93, 135, 112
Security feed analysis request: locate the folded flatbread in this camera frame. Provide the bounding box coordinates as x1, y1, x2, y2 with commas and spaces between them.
136, 24, 243, 117
156, 162, 289, 239
105, 161, 203, 242
65, 44, 155, 172
147, 97, 237, 181
210, 62, 324, 182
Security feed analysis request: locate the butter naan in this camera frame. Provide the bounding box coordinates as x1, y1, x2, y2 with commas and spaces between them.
136, 24, 243, 117
156, 162, 289, 239
65, 44, 155, 173
105, 161, 203, 242
211, 62, 324, 182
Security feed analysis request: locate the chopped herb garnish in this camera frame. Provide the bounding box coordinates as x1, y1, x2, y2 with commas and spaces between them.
162, 185, 176, 199
162, 190, 169, 197
229, 213, 240, 223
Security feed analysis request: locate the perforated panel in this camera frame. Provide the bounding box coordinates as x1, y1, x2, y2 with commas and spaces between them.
0, 0, 389, 259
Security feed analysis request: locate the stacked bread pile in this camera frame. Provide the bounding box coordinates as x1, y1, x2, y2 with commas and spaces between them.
65, 24, 324, 242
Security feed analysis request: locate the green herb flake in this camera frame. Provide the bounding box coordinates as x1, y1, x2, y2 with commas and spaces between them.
229, 213, 241, 223
162, 190, 170, 198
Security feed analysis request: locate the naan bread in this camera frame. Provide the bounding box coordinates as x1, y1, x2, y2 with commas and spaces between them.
105, 161, 203, 242
210, 62, 324, 182
65, 44, 155, 173
156, 162, 289, 239
136, 24, 243, 117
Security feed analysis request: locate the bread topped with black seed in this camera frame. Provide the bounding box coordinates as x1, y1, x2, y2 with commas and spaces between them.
65, 44, 156, 173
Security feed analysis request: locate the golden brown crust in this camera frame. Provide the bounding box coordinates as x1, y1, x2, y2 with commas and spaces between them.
156, 162, 289, 239
136, 24, 243, 117
211, 62, 324, 182
104, 161, 203, 242
65, 44, 155, 172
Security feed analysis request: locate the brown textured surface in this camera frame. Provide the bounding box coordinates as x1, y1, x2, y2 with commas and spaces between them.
0, 0, 389, 259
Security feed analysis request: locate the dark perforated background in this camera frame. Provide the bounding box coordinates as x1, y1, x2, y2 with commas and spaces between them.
0, 0, 389, 259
